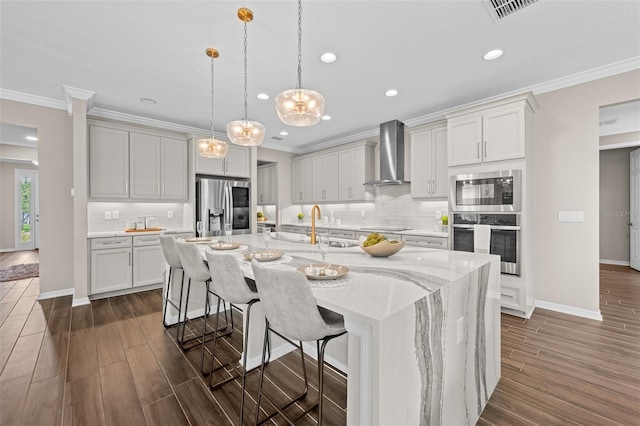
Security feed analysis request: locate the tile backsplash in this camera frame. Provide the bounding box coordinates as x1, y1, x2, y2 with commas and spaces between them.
88, 202, 192, 232
281, 185, 448, 232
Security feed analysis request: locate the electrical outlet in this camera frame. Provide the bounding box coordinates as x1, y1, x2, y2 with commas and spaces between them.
436, 210, 442, 219
361, 210, 365, 218
104, 211, 112, 220
456, 316, 464, 344
167, 211, 173, 219
112, 210, 119, 219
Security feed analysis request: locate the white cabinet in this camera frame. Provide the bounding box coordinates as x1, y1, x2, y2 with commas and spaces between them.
312, 152, 339, 202
446, 93, 535, 167
410, 125, 448, 199
257, 163, 277, 204
89, 126, 130, 199
292, 157, 313, 203
90, 125, 188, 201
132, 235, 164, 288
401, 234, 448, 249
90, 237, 132, 294
196, 144, 250, 178
339, 145, 374, 201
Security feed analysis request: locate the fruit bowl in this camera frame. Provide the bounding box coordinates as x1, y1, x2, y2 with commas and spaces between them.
359, 238, 406, 257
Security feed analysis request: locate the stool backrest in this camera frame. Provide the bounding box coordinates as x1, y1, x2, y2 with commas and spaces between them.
159, 235, 182, 268
251, 259, 333, 342
176, 240, 211, 282
206, 253, 257, 304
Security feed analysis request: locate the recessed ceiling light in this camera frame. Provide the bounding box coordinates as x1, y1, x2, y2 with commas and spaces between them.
257, 93, 270, 100
385, 89, 398, 97
320, 52, 337, 63
25, 136, 38, 141
140, 97, 157, 104
483, 49, 504, 61
279, 131, 289, 136
321, 115, 331, 121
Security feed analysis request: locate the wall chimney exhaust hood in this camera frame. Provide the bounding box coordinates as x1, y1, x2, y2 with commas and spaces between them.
364, 119, 410, 186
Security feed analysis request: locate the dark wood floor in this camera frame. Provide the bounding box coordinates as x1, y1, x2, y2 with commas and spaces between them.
1, 251, 639, 425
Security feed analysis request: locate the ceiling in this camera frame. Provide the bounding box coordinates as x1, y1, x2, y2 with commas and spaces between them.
1, 1, 639, 153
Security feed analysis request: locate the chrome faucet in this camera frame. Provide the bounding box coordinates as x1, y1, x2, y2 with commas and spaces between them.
310, 205, 321, 245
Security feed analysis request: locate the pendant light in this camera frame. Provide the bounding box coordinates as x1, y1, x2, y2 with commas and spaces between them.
227, 7, 265, 146
197, 48, 229, 158
275, 0, 325, 127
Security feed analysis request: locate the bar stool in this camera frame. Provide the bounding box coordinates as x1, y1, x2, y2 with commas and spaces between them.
159, 235, 185, 330
204, 252, 267, 426
175, 240, 227, 359
251, 259, 346, 426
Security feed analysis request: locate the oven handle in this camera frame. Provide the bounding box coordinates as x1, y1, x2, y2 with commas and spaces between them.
452, 224, 521, 231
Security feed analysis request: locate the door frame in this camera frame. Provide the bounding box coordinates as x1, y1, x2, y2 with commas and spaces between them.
14, 169, 38, 251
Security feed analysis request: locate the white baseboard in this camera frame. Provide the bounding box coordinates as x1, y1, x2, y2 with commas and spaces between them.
245, 342, 297, 371
72, 297, 90, 307
535, 299, 603, 321
600, 259, 630, 266
37, 288, 74, 300
0, 248, 17, 253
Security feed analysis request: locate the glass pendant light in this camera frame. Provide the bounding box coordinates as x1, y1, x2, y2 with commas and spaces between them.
275, 0, 325, 127
197, 48, 229, 158
227, 7, 265, 146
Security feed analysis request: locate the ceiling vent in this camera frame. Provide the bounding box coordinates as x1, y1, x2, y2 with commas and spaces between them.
485, 0, 538, 20
271, 136, 284, 141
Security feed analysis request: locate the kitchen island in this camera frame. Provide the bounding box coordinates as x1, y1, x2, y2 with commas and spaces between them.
212, 233, 501, 426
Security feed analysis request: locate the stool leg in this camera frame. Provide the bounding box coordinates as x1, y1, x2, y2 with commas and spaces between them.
239, 300, 256, 426
175, 270, 184, 335
255, 319, 271, 426
318, 338, 331, 426
179, 278, 192, 349
200, 280, 211, 374
162, 266, 172, 327
208, 297, 222, 385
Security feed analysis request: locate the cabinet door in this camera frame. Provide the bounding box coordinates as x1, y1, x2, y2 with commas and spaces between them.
338, 149, 353, 200
312, 155, 327, 201
410, 129, 432, 198
292, 159, 304, 202
257, 166, 267, 204
133, 245, 164, 287
257, 165, 275, 204
448, 116, 482, 166
224, 145, 250, 178
90, 248, 132, 294
301, 158, 313, 203
483, 106, 525, 162
431, 127, 449, 198
161, 137, 188, 200
350, 146, 368, 200
89, 126, 129, 199
325, 152, 339, 201
195, 153, 225, 175
130, 132, 161, 199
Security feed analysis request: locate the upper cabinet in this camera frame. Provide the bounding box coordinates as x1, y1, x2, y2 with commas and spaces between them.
257, 163, 277, 204
446, 92, 536, 167
409, 124, 448, 199
312, 152, 339, 202
89, 124, 188, 201
338, 145, 374, 201
292, 157, 313, 203
195, 144, 250, 178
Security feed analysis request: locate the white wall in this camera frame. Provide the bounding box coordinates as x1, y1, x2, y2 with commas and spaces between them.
1, 99, 73, 295
533, 70, 640, 313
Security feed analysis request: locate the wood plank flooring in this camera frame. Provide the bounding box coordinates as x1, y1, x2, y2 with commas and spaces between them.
0, 251, 638, 425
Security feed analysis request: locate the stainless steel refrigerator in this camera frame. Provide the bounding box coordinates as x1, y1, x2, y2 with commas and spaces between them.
196, 176, 251, 237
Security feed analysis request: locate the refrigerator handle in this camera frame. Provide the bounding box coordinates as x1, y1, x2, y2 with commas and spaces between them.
206, 209, 211, 232
224, 185, 232, 228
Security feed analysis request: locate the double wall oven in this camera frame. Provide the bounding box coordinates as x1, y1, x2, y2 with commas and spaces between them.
450, 170, 521, 275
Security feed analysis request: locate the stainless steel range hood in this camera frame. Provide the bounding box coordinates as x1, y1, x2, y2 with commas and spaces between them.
364, 120, 410, 186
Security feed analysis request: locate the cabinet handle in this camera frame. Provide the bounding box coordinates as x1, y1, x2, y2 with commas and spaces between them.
484, 141, 487, 158
129, 252, 131, 266
125, 181, 129, 194
225, 160, 228, 173
157, 184, 160, 194
162, 183, 165, 195
477, 142, 481, 159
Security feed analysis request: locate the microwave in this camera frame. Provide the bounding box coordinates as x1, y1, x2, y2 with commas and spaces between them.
450, 170, 521, 212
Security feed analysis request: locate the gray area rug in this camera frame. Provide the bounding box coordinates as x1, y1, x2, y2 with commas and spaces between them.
0, 263, 39, 282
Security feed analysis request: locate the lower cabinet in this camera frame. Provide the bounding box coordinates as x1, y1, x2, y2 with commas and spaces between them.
401, 234, 448, 249
90, 234, 165, 296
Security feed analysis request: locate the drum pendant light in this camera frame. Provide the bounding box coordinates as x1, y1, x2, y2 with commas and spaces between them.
275, 0, 325, 127
197, 48, 229, 158
226, 7, 265, 146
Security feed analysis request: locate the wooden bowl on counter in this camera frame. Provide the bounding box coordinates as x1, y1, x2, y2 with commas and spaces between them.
359, 239, 406, 257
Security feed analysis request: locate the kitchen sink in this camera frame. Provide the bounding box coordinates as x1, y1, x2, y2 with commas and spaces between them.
328, 240, 359, 248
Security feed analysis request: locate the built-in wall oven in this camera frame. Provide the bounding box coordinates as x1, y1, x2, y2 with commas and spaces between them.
450, 170, 521, 212
452, 213, 520, 275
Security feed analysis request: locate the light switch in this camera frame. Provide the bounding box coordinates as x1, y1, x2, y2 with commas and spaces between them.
104, 211, 112, 220
112, 210, 119, 219
558, 211, 584, 222
361, 210, 366, 218
167, 211, 173, 219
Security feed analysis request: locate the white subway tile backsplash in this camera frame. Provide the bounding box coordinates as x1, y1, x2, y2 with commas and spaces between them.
88, 202, 188, 232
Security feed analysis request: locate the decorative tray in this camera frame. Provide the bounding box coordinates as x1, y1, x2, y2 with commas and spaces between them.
185, 237, 215, 243
209, 242, 241, 250
296, 264, 349, 280
125, 227, 163, 233
243, 251, 283, 262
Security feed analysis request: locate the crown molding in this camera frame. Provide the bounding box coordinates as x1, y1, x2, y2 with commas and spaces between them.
296, 127, 380, 155
89, 107, 209, 135
0, 88, 67, 111
63, 85, 95, 116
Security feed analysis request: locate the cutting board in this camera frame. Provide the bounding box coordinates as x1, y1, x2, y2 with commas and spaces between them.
125, 228, 163, 232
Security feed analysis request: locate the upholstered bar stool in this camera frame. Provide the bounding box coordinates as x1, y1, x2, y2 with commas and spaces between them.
159, 235, 185, 330
251, 259, 346, 426
204, 252, 267, 425
175, 240, 225, 360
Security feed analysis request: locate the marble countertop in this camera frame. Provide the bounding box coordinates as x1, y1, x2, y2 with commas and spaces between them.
281, 222, 449, 238
87, 229, 192, 238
